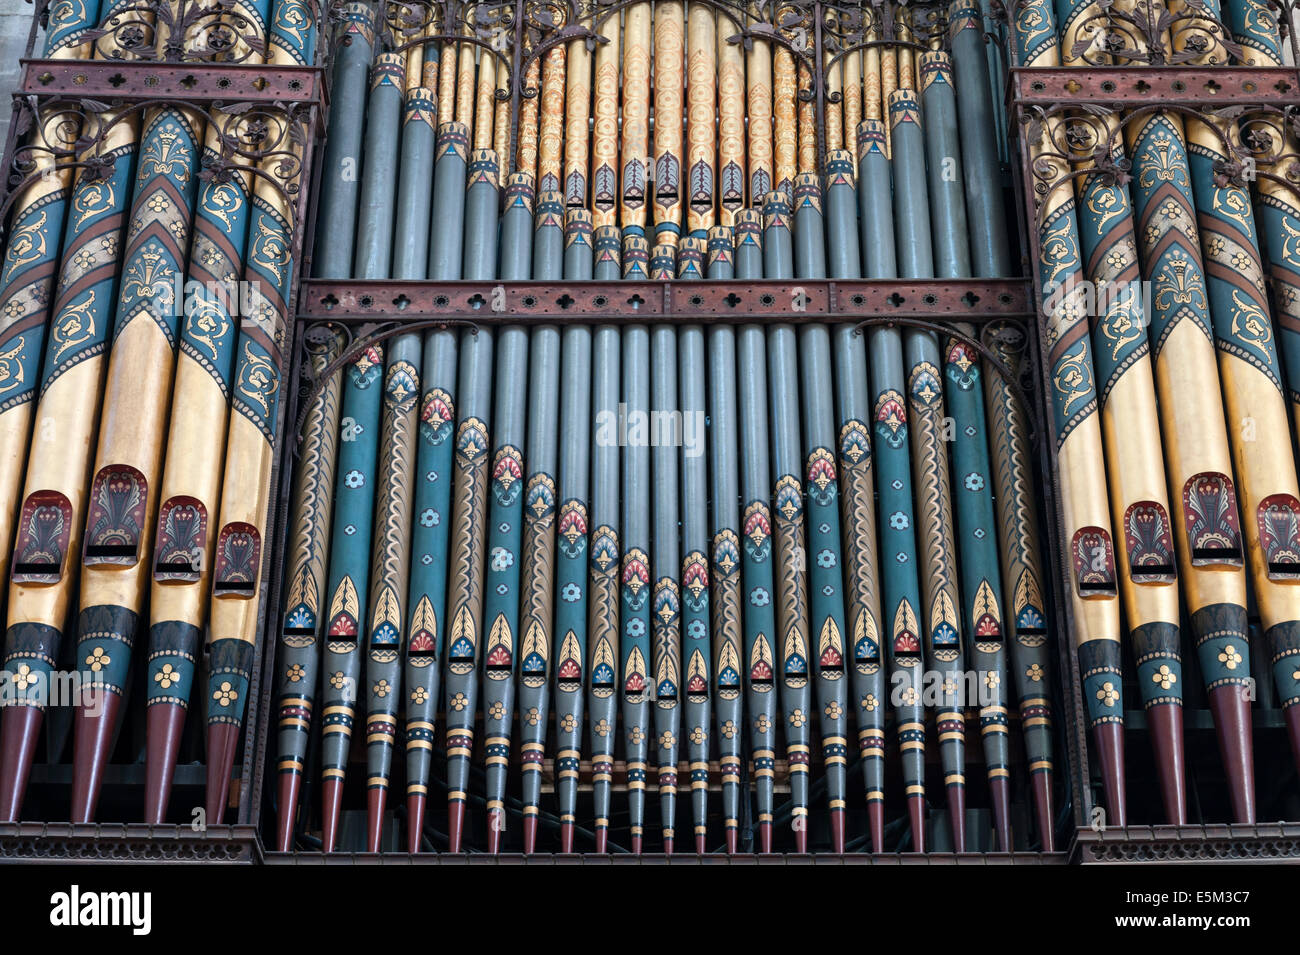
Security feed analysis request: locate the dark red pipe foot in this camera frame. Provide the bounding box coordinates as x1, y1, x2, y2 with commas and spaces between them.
725, 827, 737, 855
71, 692, 121, 823
1208, 685, 1254, 824
793, 820, 807, 854
276, 774, 301, 852
829, 808, 845, 854
1092, 722, 1127, 828
522, 813, 538, 854
907, 794, 926, 853
1146, 701, 1187, 825
0, 707, 44, 823
204, 722, 241, 825
486, 809, 504, 854
447, 801, 466, 853
663, 835, 674, 855
1031, 772, 1055, 852
989, 776, 1013, 852
947, 784, 966, 853
695, 832, 707, 854
758, 821, 772, 854
320, 778, 344, 852
559, 820, 574, 853
594, 826, 607, 854
867, 802, 885, 854
366, 788, 387, 852
1286, 706, 1300, 781
406, 793, 426, 854
144, 703, 188, 825
630, 833, 642, 855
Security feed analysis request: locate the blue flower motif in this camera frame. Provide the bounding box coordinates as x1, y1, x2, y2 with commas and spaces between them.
822, 585, 833, 597
490, 547, 514, 572
627, 618, 647, 637
344, 523, 357, 536
421, 554, 433, 565
889, 511, 909, 530
816, 549, 836, 568
750, 587, 770, 607
964, 472, 985, 492
498, 522, 510, 533
895, 552, 908, 564
344, 469, 365, 489
420, 508, 438, 527
891, 479, 903, 490
561, 582, 582, 602
687, 620, 707, 639
974, 528, 986, 540
497, 584, 509, 595
426, 470, 437, 482
819, 523, 831, 535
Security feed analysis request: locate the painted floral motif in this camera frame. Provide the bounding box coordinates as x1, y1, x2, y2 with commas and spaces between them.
1096, 681, 1119, 707
449, 692, 469, 711
862, 693, 878, 712
1151, 665, 1177, 690
789, 709, 806, 728
659, 731, 676, 749
721, 719, 736, 739
524, 707, 540, 726
411, 686, 428, 704
374, 680, 391, 698
593, 718, 610, 737
488, 701, 505, 720
213, 681, 238, 706
85, 647, 111, 672
329, 671, 347, 689
1026, 663, 1044, 683
1218, 645, 1242, 670
286, 663, 305, 683
689, 727, 705, 745
824, 701, 842, 719
561, 713, 577, 732
344, 470, 365, 489
12, 665, 35, 691
629, 726, 645, 745
754, 714, 771, 733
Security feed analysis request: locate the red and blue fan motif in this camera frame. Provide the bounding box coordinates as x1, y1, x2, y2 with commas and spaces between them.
420, 387, 455, 445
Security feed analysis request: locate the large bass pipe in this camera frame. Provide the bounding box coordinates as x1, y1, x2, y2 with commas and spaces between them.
1225, 0, 1300, 774
1011, 0, 1127, 824
1062, 0, 1187, 820
0, 0, 99, 590
143, 0, 284, 822
203, 0, 318, 824
0, 1, 144, 820
1112, 4, 1256, 822
69, 73, 207, 819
